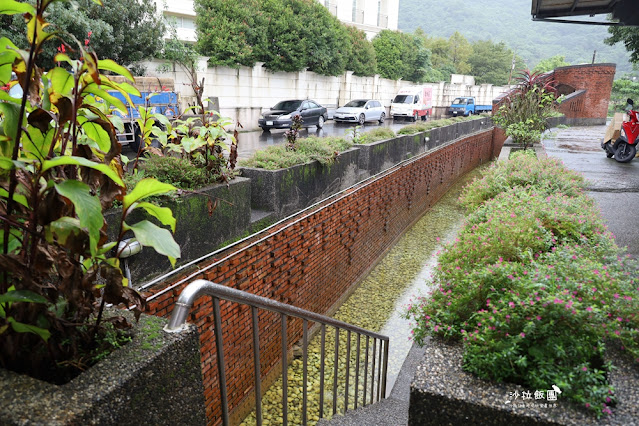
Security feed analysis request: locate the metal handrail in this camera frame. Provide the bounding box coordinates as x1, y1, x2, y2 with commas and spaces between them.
165, 279, 390, 425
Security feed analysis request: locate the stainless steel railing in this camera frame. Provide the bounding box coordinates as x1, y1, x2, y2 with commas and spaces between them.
164, 279, 390, 425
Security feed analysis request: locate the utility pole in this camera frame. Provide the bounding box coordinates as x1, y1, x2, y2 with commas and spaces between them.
508, 51, 516, 85
592, 50, 597, 64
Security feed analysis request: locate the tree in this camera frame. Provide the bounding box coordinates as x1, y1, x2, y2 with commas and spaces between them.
606, 26, 639, 64
372, 30, 433, 82
346, 26, 377, 77
298, 0, 351, 76
373, 30, 407, 80
533, 55, 570, 73
0, 0, 166, 71
448, 31, 472, 75
469, 40, 524, 85
257, 0, 308, 72
195, 0, 266, 67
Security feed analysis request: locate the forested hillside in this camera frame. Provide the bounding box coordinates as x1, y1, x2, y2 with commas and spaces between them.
398, 0, 633, 74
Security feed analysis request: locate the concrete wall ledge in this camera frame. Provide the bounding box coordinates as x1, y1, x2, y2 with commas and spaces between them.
0, 311, 206, 425
409, 338, 639, 425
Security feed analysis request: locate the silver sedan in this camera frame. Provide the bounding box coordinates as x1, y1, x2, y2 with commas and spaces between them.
333, 99, 386, 125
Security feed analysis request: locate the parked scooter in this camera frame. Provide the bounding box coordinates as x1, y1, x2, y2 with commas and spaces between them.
602, 98, 639, 163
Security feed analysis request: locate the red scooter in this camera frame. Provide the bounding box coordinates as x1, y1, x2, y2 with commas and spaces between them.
602, 98, 639, 163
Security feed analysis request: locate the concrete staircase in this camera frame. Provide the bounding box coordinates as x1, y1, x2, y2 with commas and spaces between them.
318, 343, 426, 426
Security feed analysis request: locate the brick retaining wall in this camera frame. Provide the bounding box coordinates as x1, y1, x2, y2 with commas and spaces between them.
143, 128, 499, 424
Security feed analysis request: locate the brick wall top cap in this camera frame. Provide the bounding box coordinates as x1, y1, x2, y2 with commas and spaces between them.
554, 63, 616, 72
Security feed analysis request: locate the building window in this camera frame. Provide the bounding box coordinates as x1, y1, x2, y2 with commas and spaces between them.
352, 0, 357, 22
377, 0, 381, 26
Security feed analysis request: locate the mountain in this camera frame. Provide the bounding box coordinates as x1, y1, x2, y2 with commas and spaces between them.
398, 0, 633, 75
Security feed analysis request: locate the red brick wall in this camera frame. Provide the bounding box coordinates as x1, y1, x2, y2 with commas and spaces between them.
143, 129, 498, 425
553, 64, 615, 119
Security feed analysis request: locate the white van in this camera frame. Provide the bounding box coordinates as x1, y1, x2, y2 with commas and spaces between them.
390, 86, 433, 121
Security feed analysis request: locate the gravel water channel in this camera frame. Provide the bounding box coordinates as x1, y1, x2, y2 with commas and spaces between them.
239, 165, 488, 425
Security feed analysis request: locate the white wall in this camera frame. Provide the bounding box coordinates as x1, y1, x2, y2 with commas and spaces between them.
142, 59, 511, 130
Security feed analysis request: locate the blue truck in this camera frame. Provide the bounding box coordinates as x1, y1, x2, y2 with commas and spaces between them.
108, 90, 180, 152
448, 97, 492, 117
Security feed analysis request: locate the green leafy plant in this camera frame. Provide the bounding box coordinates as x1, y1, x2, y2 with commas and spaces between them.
493, 70, 558, 149
0, 0, 180, 383
284, 114, 303, 151
406, 152, 638, 417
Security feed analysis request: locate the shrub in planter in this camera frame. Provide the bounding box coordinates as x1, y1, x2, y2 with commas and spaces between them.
493, 70, 558, 149
239, 135, 353, 170
406, 152, 639, 418
0, 0, 179, 384
459, 151, 585, 209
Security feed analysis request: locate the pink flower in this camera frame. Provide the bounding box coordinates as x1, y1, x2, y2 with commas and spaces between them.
582, 366, 587, 371
586, 307, 593, 312
520, 332, 525, 338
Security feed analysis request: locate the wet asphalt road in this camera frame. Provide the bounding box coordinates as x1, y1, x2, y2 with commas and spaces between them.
542, 124, 639, 258
235, 119, 411, 160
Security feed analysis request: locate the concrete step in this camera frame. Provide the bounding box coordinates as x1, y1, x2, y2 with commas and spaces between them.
318, 342, 426, 426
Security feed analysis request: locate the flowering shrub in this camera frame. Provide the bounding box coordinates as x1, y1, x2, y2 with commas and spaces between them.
460, 151, 585, 209
406, 152, 639, 417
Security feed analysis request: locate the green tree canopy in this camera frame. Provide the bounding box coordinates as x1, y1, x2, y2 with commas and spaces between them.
372, 30, 433, 82
448, 31, 472, 75
533, 55, 570, 73
195, 0, 265, 67
469, 40, 524, 85
606, 26, 639, 64
346, 26, 377, 77
0, 0, 165, 71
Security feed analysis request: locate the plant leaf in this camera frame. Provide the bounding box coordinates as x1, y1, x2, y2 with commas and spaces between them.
54, 180, 103, 256
82, 120, 111, 152
97, 59, 133, 82
134, 201, 176, 232
42, 156, 124, 187
7, 317, 50, 341
0, 0, 35, 15
123, 178, 175, 210
127, 220, 180, 266
0, 290, 47, 304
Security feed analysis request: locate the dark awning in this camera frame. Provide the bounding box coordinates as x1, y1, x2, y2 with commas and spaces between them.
531, 0, 639, 26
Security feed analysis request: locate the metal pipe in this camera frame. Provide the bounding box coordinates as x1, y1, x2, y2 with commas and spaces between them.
363, 336, 369, 407
251, 307, 262, 426
281, 313, 288, 426
345, 330, 351, 412
165, 280, 388, 341
370, 339, 376, 405
212, 297, 229, 425
332, 327, 339, 416
319, 325, 326, 419
302, 320, 308, 426
354, 334, 361, 410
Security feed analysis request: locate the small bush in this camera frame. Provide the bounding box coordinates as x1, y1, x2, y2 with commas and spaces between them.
398, 116, 468, 135
459, 151, 585, 210
356, 127, 396, 144
128, 155, 215, 190
406, 152, 639, 418
239, 136, 353, 170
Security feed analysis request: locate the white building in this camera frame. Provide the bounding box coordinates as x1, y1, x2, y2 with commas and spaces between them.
157, 0, 197, 43
156, 0, 399, 43
320, 0, 399, 40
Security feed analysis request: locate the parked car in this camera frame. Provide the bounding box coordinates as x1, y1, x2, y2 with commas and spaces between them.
333, 99, 386, 125
259, 99, 327, 131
